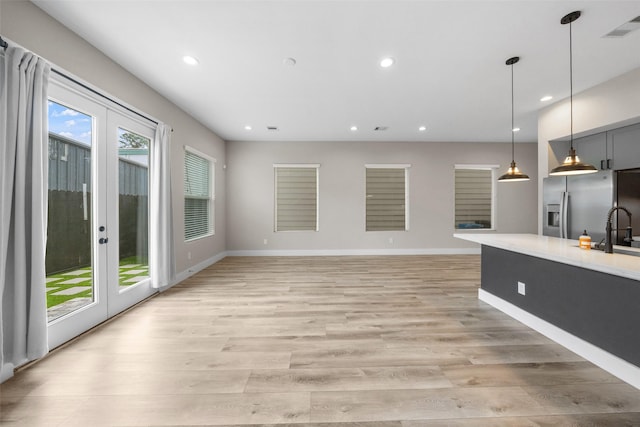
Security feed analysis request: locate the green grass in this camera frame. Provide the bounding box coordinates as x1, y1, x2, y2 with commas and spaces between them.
47, 287, 93, 308
46, 257, 149, 309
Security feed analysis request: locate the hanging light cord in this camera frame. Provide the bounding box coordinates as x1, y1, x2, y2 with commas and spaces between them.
510, 60, 515, 162
569, 19, 574, 150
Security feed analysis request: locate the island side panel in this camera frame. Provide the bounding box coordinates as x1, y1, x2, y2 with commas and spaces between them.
481, 244, 640, 367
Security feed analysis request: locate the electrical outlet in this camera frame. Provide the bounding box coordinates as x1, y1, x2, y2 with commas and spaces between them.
187, 251, 191, 260
389, 237, 394, 244
518, 281, 526, 295
263, 239, 268, 245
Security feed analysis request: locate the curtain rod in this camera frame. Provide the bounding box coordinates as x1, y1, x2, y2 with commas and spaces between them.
52, 68, 159, 126
2, 35, 170, 131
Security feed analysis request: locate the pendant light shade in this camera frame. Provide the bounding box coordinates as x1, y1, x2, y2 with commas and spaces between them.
498, 56, 529, 182
550, 147, 599, 175
549, 11, 598, 176
499, 160, 530, 181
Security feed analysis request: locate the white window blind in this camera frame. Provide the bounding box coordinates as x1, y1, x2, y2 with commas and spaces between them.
184, 148, 213, 240
454, 167, 493, 229
366, 166, 408, 231
274, 165, 318, 232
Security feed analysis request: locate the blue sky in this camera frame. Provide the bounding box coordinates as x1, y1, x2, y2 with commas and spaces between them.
48, 100, 92, 145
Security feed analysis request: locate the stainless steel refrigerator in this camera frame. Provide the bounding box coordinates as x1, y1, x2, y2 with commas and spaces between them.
542, 170, 615, 243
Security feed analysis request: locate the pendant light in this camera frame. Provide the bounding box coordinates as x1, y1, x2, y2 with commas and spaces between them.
549, 11, 598, 176
499, 56, 529, 182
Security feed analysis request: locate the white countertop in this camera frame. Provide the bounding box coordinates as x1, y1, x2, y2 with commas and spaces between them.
454, 233, 640, 282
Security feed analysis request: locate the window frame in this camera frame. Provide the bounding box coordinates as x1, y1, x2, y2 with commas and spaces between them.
453, 164, 498, 232
184, 146, 215, 241
365, 164, 410, 232
273, 163, 320, 232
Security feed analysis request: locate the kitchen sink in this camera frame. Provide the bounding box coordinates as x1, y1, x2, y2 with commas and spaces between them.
609, 248, 640, 257
591, 244, 640, 257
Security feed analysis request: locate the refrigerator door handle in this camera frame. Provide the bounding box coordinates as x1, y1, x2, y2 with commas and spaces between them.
560, 192, 569, 239
559, 193, 563, 238
559, 192, 564, 238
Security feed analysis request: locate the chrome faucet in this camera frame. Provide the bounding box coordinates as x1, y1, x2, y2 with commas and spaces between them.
604, 206, 633, 254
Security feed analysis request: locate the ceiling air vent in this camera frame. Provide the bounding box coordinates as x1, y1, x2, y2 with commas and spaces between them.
604, 16, 640, 38
374, 126, 388, 131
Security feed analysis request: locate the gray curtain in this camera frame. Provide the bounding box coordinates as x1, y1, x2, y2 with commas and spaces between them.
149, 122, 175, 289
0, 44, 50, 382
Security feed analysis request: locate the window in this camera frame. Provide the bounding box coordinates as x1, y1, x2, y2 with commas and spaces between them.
274, 164, 319, 231
365, 165, 409, 231
454, 165, 497, 230
184, 147, 214, 240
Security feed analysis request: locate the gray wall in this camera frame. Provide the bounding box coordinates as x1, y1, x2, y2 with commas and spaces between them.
2, 1, 539, 259
1, 0, 226, 275
226, 140, 538, 253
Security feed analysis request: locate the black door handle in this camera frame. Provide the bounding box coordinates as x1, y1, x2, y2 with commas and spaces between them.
99, 237, 109, 244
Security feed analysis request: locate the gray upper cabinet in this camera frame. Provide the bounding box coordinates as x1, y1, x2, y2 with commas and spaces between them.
611, 123, 640, 171
573, 123, 640, 171
574, 132, 610, 170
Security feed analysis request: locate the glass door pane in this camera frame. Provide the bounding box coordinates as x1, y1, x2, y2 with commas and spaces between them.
46, 81, 109, 350
46, 100, 95, 322
117, 127, 150, 290
106, 111, 155, 317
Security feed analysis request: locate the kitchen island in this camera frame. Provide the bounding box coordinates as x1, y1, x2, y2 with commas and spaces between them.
455, 233, 640, 389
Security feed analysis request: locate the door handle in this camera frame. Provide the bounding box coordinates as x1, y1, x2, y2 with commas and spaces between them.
99, 237, 109, 244
560, 192, 569, 239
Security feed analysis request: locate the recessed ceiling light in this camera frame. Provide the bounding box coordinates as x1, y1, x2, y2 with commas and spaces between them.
380, 57, 395, 68
540, 95, 553, 102
183, 55, 199, 66
512, 127, 521, 132
418, 126, 427, 131
350, 126, 358, 131
244, 125, 252, 131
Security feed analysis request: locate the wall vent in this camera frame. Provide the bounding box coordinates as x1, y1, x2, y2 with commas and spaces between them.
267, 126, 279, 131
606, 29, 632, 38
604, 16, 640, 38
374, 126, 388, 131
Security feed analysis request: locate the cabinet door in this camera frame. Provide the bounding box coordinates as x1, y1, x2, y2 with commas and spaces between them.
611, 123, 640, 171
574, 132, 608, 169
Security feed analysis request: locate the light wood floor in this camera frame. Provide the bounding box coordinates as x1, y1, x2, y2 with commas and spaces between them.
2, 255, 640, 426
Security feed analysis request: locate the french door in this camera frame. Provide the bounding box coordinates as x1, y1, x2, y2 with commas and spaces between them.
46, 80, 157, 348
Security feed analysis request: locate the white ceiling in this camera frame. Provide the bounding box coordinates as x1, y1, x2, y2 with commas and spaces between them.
33, 1, 640, 143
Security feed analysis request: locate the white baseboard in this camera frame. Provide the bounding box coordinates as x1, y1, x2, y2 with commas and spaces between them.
478, 288, 640, 390
165, 251, 228, 290
226, 248, 480, 257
